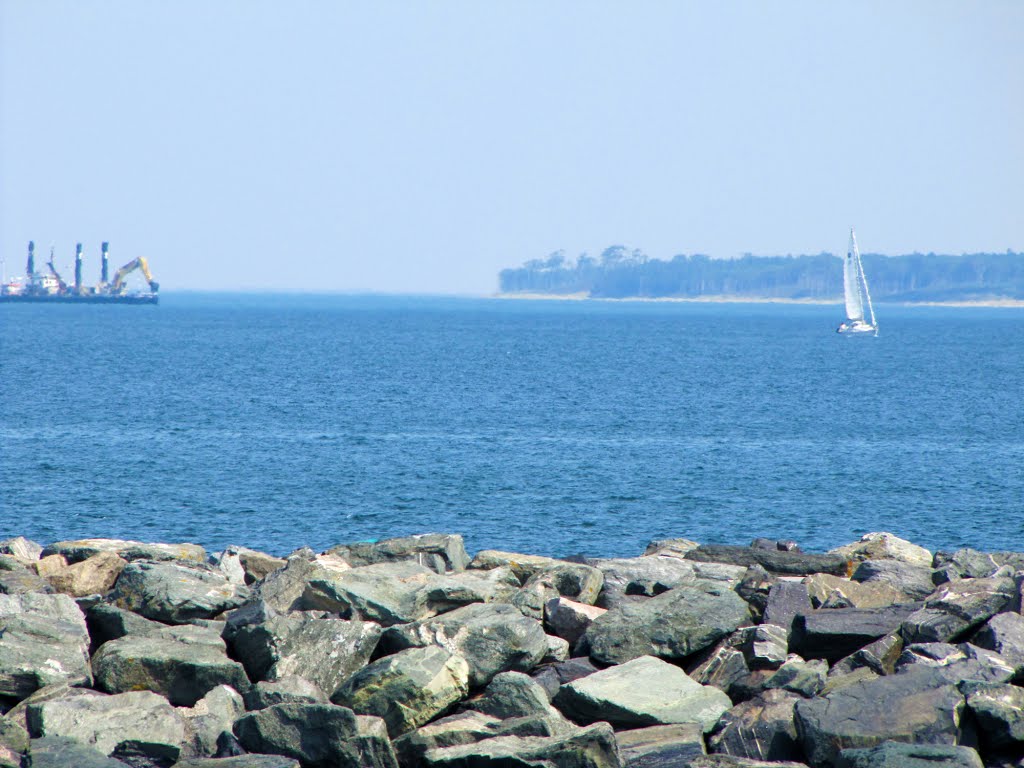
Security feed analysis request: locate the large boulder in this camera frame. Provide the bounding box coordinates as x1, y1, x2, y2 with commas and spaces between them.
92, 625, 249, 706
327, 534, 470, 574
588, 556, 704, 609
900, 577, 1016, 643
829, 533, 933, 568
228, 611, 381, 696
216, 545, 287, 585
421, 722, 621, 768
0, 593, 91, 699
685, 545, 848, 576
971, 611, 1024, 670
794, 666, 972, 767
43, 551, 127, 597
581, 582, 751, 665
332, 646, 471, 737
425, 567, 522, 610
244, 675, 329, 710
545, 598, 607, 647
468, 551, 562, 583
41, 538, 206, 565
26, 690, 185, 764
708, 689, 802, 762
468, 672, 568, 724
179, 684, 246, 759
301, 561, 444, 625
24, 737, 132, 767
762, 582, 812, 638
835, 742, 983, 768
0, 719, 28, 768
554, 655, 730, 733
0, 560, 52, 595
894, 642, 1015, 684
960, 680, 1024, 751
933, 548, 1024, 581
382, 602, 549, 687
512, 564, 605, 619
803, 573, 908, 609
250, 550, 350, 613
234, 703, 398, 768
0, 538, 42, 563
85, 602, 169, 649
851, 560, 936, 601
110, 560, 249, 623
790, 603, 922, 662
615, 723, 705, 767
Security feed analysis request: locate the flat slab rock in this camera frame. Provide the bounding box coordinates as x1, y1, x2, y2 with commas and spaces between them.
685, 545, 848, 576
554, 655, 731, 732
421, 722, 620, 768
110, 560, 249, 623
835, 741, 984, 768
615, 723, 706, 767
326, 533, 470, 574
41, 538, 206, 564
173, 757, 301, 768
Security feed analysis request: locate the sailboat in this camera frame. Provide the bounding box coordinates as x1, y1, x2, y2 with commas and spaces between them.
837, 228, 878, 335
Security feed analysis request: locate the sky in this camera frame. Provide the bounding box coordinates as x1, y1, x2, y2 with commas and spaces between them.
1, 2, 1021, 294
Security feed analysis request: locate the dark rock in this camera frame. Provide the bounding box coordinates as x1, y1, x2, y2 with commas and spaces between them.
382, 602, 548, 687
894, 642, 1014, 684
41, 539, 206, 565
228, 612, 381, 696
686, 639, 750, 694
92, 627, 250, 706
851, 560, 936, 601
680, 757, 809, 767
751, 538, 800, 552
301, 561, 443, 626
794, 666, 972, 767
726, 670, 776, 704
0, 718, 28, 768
685, 545, 848, 576
970, 611, 1024, 670
829, 633, 903, 677
327, 533, 470, 574
234, 703, 398, 768
0, 593, 92, 699
790, 603, 922, 662
735, 566, 777, 622
616, 723, 705, 767
87, 603, 168, 650
25, 736, 133, 767
735, 624, 788, 670
960, 680, 1024, 750
554, 655, 730, 732
26, 690, 185, 763
421, 722, 620, 768
763, 582, 812, 637
708, 689, 802, 762
900, 577, 1016, 644
249, 551, 348, 613
110, 561, 249, 624
545, 597, 607, 646
243, 675, 329, 709
469, 672, 554, 720
835, 741, 983, 768
393, 710, 504, 767
581, 581, 750, 665
763, 657, 827, 698
332, 646, 470, 737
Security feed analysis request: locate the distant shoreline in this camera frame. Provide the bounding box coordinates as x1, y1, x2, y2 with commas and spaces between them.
492, 292, 1024, 308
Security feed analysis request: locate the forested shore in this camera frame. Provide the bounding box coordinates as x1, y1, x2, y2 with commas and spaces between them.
498, 248, 1024, 302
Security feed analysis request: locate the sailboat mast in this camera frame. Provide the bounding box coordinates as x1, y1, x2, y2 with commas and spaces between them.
851, 229, 878, 332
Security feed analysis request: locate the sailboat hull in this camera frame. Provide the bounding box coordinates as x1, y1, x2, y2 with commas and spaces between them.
837, 320, 876, 334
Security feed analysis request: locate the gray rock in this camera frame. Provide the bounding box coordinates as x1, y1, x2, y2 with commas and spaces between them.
301, 561, 443, 625
687, 641, 750, 694
643, 538, 700, 558
179, 685, 246, 759
229, 612, 381, 696
894, 642, 1015, 684
173, 757, 300, 768
0, 565, 52, 595
382, 602, 549, 687
332, 646, 470, 737
836, 741, 983, 768
425, 567, 522, 610
708, 689, 802, 762
0, 538, 42, 563
26, 690, 185, 763
1, 682, 103, 732
244, 675, 329, 709
900, 577, 1016, 643
829, 533, 933, 568
971, 611, 1024, 670
469, 672, 558, 720
933, 548, 1024, 580
763, 582, 812, 637
543, 634, 570, 663
531, 657, 601, 700
217, 546, 287, 585
763, 657, 827, 698
735, 566, 777, 622
545, 598, 607, 646
554, 655, 731, 732
804, 573, 908, 609
86, 602, 169, 648
0, 718, 28, 768
0, 593, 91, 699
960, 680, 1024, 750
468, 551, 561, 583
685, 545, 848, 576
588, 556, 700, 610
393, 710, 505, 767
829, 633, 903, 677
25, 736, 132, 767
512, 563, 605, 619
249, 551, 346, 613
735, 624, 788, 670
794, 666, 971, 767
421, 722, 620, 768
327, 533, 470, 574
685, 758, 809, 768
41, 538, 206, 565
234, 703, 398, 768
582, 581, 751, 665
851, 560, 936, 601
790, 602, 922, 662
616, 723, 705, 767
92, 627, 250, 706
111, 560, 249, 624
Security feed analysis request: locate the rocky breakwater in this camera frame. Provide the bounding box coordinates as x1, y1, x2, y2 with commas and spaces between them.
1, 532, 1024, 767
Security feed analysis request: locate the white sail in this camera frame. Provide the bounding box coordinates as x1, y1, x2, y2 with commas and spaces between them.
843, 231, 864, 322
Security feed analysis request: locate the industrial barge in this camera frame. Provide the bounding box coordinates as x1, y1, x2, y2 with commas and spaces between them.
0, 242, 159, 304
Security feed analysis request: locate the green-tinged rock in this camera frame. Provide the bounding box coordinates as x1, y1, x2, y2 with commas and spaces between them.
616, 723, 706, 767
25, 736, 132, 767
327, 533, 470, 574
960, 680, 1024, 749
332, 646, 470, 737
554, 655, 730, 732
301, 561, 441, 625
42, 538, 206, 565
179, 684, 246, 759
233, 703, 398, 768
422, 722, 621, 768
835, 741, 983, 768
172, 756, 301, 768
110, 560, 249, 623
0, 593, 91, 699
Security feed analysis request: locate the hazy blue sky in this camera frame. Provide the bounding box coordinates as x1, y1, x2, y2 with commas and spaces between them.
2, 2, 1021, 293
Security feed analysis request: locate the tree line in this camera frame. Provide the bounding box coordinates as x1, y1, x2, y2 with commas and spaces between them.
498, 246, 1024, 301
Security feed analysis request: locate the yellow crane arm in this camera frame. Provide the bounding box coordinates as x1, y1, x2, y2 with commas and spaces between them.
110, 257, 159, 293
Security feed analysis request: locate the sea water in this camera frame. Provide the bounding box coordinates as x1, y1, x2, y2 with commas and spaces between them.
1, 295, 1021, 559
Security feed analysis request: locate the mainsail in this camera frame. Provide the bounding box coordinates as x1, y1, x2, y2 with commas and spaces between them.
843, 230, 864, 322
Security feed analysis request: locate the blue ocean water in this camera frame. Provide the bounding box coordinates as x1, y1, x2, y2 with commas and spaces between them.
1, 295, 1022, 559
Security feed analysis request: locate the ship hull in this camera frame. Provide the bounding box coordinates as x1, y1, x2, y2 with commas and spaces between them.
0, 294, 157, 305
